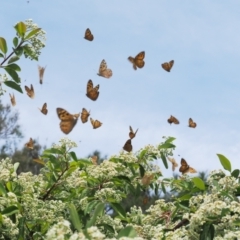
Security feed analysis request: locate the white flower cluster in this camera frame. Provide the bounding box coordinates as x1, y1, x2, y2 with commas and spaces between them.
0, 157, 17, 181
52, 137, 78, 151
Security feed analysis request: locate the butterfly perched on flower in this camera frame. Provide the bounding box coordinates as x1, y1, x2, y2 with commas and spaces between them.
39, 103, 48, 115
91, 156, 98, 165
162, 60, 174, 72
86, 80, 100, 101
25, 138, 34, 149
56, 108, 80, 134
97, 59, 112, 78
129, 126, 138, 139
9, 93, 16, 106
38, 65, 46, 84
188, 118, 197, 128
167, 115, 179, 124
81, 108, 90, 123
123, 139, 132, 152
128, 51, 145, 70
90, 118, 102, 129
25, 84, 35, 98
167, 157, 178, 171
84, 28, 94, 41
179, 158, 197, 174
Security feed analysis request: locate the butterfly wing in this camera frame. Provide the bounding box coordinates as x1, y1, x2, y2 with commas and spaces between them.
128, 56, 137, 70
25, 138, 34, 149
25, 85, 35, 98
81, 108, 90, 123
129, 126, 138, 139
91, 156, 98, 165
40, 103, 48, 115
179, 158, 189, 174
123, 139, 132, 152
189, 118, 197, 128
167, 157, 178, 171
9, 93, 16, 106
84, 28, 94, 41
38, 65, 46, 84
135, 51, 145, 69
90, 118, 102, 129
86, 80, 100, 101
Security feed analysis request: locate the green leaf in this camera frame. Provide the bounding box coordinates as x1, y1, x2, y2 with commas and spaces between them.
117, 226, 137, 238
13, 37, 18, 48
4, 81, 23, 93
192, 177, 205, 190
0, 37, 7, 54
165, 137, 176, 143
2, 206, 19, 216
6, 63, 21, 72
4, 67, 20, 83
0, 182, 7, 196
160, 152, 168, 169
8, 56, 20, 64
200, 224, 215, 240
13, 163, 19, 173
13, 47, 23, 57
43, 148, 63, 155
69, 151, 77, 161
139, 164, 145, 177
14, 22, 26, 38
231, 169, 240, 179
110, 202, 126, 218
217, 154, 231, 172
17, 217, 25, 240
68, 203, 82, 231
86, 202, 104, 228
161, 182, 166, 194
159, 143, 175, 149
139, 149, 147, 159
25, 28, 41, 39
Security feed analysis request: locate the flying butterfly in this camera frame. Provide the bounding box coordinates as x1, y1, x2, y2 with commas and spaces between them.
167, 157, 178, 171
86, 80, 100, 101
129, 126, 138, 139
97, 59, 113, 79
162, 60, 174, 72
39, 103, 48, 115
81, 108, 90, 123
84, 28, 94, 41
91, 156, 98, 165
123, 139, 132, 152
25, 84, 35, 98
9, 93, 16, 106
56, 108, 80, 134
25, 138, 34, 149
128, 51, 145, 70
179, 158, 197, 174
188, 118, 197, 128
38, 65, 46, 84
167, 115, 179, 125
90, 118, 102, 129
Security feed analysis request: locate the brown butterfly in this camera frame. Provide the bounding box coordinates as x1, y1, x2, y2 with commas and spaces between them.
141, 173, 154, 186
86, 80, 100, 101
38, 65, 46, 84
25, 84, 35, 98
162, 60, 174, 72
25, 138, 34, 149
9, 93, 16, 106
179, 158, 197, 174
128, 51, 145, 70
97, 59, 112, 78
123, 139, 132, 152
167, 115, 179, 124
129, 126, 138, 139
143, 196, 149, 205
56, 108, 80, 134
39, 103, 48, 115
90, 118, 102, 129
188, 118, 197, 128
81, 108, 90, 123
167, 157, 178, 171
91, 156, 98, 165
84, 28, 94, 41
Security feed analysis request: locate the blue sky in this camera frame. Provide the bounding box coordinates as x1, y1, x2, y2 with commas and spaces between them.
1, 0, 240, 176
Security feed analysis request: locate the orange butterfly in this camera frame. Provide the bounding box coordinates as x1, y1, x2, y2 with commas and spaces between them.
25, 138, 34, 149
123, 139, 132, 152
167, 157, 178, 171
81, 108, 90, 123
167, 115, 179, 124
39, 103, 48, 115
128, 51, 145, 70
97, 59, 113, 78
91, 156, 98, 165
90, 118, 102, 129
86, 80, 100, 101
38, 65, 46, 84
129, 126, 138, 139
84, 28, 94, 41
141, 173, 154, 186
56, 108, 79, 134
162, 60, 174, 72
9, 93, 16, 106
179, 158, 197, 174
188, 118, 197, 128
25, 84, 35, 98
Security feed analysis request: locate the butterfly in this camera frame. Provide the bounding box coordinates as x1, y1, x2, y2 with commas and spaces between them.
143, 196, 149, 205
91, 156, 98, 165
38, 65, 46, 84
128, 51, 145, 70
141, 173, 154, 186
9, 93, 16, 106
90, 118, 102, 129
39, 103, 48, 115
188, 118, 197, 128
25, 138, 34, 149
123, 139, 132, 152
86, 80, 100, 101
81, 108, 90, 123
129, 126, 138, 139
56, 108, 80, 134
162, 60, 174, 72
167, 157, 178, 171
25, 84, 35, 98
97, 59, 113, 78
179, 158, 197, 174
84, 28, 94, 41
167, 115, 179, 124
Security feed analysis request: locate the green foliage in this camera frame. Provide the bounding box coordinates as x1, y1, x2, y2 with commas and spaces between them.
217, 153, 232, 172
